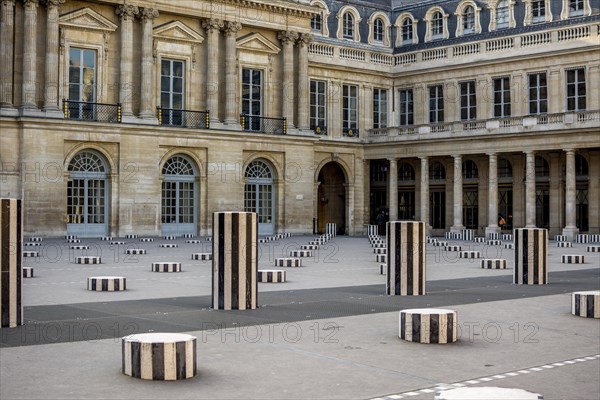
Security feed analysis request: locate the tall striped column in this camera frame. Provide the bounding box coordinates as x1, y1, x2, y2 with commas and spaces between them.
367, 225, 378, 236
212, 212, 258, 310
514, 228, 548, 285
326, 223, 336, 237
386, 221, 426, 296
1, 198, 23, 328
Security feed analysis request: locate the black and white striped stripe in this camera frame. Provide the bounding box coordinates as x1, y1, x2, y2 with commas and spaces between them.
432, 241, 448, 247
587, 246, 600, 253
163, 236, 176, 240
554, 235, 567, 242
514, 228, 548, 285
326, 223, 336, 237
183, 234, 195, 238
481, 259, 507, 269
399, 309, 457, 344
462, 229, 474, 241
76, 256, 101, 264
258, 270, 286, 283
152, 262, 181, 272
122, 333, 197, 380
186, 240, 202, 244
22, 267, 34, 278
445, 245, 461, 251
100, 236, 113, 241
367, 225, 378, 236
212, 212, 258, 311
125, 249, 146, 255
65, 235, 77, 240
571, 291, 600, 319
504, 243, 514, 249
502, 234, 513, 241
379, 264, 386, 275
70, 245, 89, 250
24, 242, 41, 246
192, 253, 212, 261
301, 244, 319, 250
66, 239, 81, 243
561, 255, 584, 264
386, 221, 426, 296
125, 234, 138, 239
376, 254, 387, 263
372, 242, 386, 248
460, 251, 481, 259
374, 247, 387, 254
427, 238, 439, 244
87, 276, 126, 291
23, 251, 39, 257
576, 234, 589, 243
160, 244, 178, 248
589, 234, 600, 243
275, 258, 302, 267
0, 199, 23, 328
290, 250, 312, 257
487, 240, 501, 246
487, 232, 500, 240
557, 242, 572, 248
474, 237, 485, 243
28, 237, 42, 242
111, 241, 126, 245
140, 238, 154, 242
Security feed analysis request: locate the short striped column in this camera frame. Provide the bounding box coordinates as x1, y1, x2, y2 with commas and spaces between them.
445, 245, 461, 251
435, 387, 543, 400
589, 234, 600, 243
87, 276, 126, 291
192, 253, 212, 261
575, 234, 589, 243
386, 221, 426, 296
125, 249, 146, 255
163, 235, 176, 240
571, 291, 600, 319
258, 270, 286, 283
557, 242, 572, 248
501, 234, 513, 241
212, 212, 258, 311
28, 237, 42, 242
23, 251, 38, 258
514, 228, 548, 285
275, 258, 301, 267
183, 234, 195, 238
561, 255, 584, 264
376, 254, 387, 263
152, 262, 181, 272
474, 237, 485, 243
487, 232, 500, 240
159, 243, 177, 248
66, 238, 81, 243
101, 236, 113, 241
462, 229, 474, 241
301, 244, 319, 250
186, 239, 202, 244
76, 256, 101, 264
554, 235, 567, 242
587, 246, 600, 253
290, 250, 312, 257
427, 238, 438, 244
111, 241, 125, 245
367, 225, 378, 236
399, 308, 457, 344
140, 238, 154, 242
125, 234, 138, 239
325, 223, 336, 237
432, 241, 448, 247
504, 243, 514, 249
460, 251, 480, 259
122, 333, 196, 380
23, 267, 34, 278
481, 259, 507, 269
379, 264, 386, 275
374, 247, 386, 254
487, 240, 501, 246
0, 198, 23, 328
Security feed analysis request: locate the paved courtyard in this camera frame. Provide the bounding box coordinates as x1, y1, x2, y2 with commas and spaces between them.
1, 235, 599, 399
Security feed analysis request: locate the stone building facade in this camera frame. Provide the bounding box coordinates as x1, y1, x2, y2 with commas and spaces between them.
0, 0, 598, 239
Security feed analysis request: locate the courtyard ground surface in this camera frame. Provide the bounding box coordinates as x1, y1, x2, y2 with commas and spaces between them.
1, 234, 599, 399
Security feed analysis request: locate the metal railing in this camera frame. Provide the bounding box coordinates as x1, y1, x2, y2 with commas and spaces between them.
240, 114, 286, 134
157, 107, 209, 129
311, 125, 327, 135
342, 127, 359, 138
63, 100, 121, 123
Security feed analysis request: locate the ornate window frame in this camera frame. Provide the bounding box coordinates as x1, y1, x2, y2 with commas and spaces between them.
523, 0, 553, 25
455, 0, 482, 36
310, 0, 330, 37
336, 5, 362, 42
488, 0, 516, 31
394, 12, 418, 46
424, 6, 449, 42
367, 11, 391, 47
560, 0, 592, 19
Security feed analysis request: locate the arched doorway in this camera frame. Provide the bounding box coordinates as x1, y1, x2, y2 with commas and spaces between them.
398, 162, 416, 220
244, 159, 275, 235
317, 162, 346, 235
161, 155, 198, 236
498, 157, 513, 230
67, 150, 110, 237
462, 159, 479, 229
429, 161, 446, 229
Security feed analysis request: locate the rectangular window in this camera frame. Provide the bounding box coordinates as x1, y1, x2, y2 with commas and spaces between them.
402, 20, 413, 42
373, 88, 388, 129
493, 77, 511, 117
69, 48, 96, 102
532, 0, 546, 22
566, 68, 586, 111
399, 89, 414, 126
429, 84, 444, 123
497, 1, 509, 28
460, 81, 477, 121
570, 0, 584, 16
310, 80, 327, 133
242, 68, 263, 131
160, 59, 184, 125
342, 84, 358, 135
528, 72, 547, 115
311, 14, 322, 31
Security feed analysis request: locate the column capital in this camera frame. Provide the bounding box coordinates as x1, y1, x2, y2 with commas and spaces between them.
138, 7, 159, 21
42, 0, 64, 7
202, 18, 224, 33
223, 21, 242, 36
387, 158, 397, 164
564, 148, 576, 155
22, 0, 38, 7
116, 3, 138, 20
419, 155, 429, 161
277, 30, 299, 45
297, 32, 313, 47
452, 154, 462, 160
524, 150, 535, 156
486, 152, 497, 157
1, 0, 16, 6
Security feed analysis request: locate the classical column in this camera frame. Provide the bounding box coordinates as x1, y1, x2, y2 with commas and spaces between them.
420, 157, 430, 230
21, 0, 39, 111
42, 0, 64, 115
525, 151, 536, 228
296, 33, 312, 131
486, 152, 501, 237
138, 7, 159, 121
277, 30, 298, 128
563, 149, 579, 240
202, 18, 223, 124
116, 3, 138, 118
0, 0, 16, 112
388, 159, 398, 222
223, 20, 241, 127
451, 155, 464, 233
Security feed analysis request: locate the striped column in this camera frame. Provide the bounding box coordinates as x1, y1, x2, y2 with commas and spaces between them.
258, 270, 286, 283
462, 229, 474, 241
212, 212, 258, 310
122, 333, 196, 380
571, 291, 599, 319
1, 198, 23, 328
87, 276, 126, 291
367, 225, 378, 236
514, 228, 548, 285
326, 223, 336, 237
386, 221, 426, 296
399, 308, 457, 344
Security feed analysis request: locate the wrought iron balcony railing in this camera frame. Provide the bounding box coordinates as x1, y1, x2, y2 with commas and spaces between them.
157, 107, 209, 129
342, 127, 359, 138
63, 100, 121, 123
311, 125, 327, 135
240, 114, 286, 135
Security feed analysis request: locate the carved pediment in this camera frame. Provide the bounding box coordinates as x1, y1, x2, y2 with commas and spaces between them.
59, 8, 118, 32
153, 21, 204, 44
236, 33, 281, 54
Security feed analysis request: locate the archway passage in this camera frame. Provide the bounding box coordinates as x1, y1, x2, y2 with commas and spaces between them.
244, 159, 275, 235
161, 155, 198, 236
317, 162, 346, 235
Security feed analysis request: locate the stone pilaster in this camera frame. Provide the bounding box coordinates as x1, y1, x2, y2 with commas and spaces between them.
20, 0, 39, 112
485, 152, 500, 237
0, 0, 17, 114
420, 156, 430, 231
223, 21, 241, 128
116, 3, 139, 119
388, 158, 398, 221
138, 7, 159, 122
202, 18, 224, 124
278, 30, 298, 128
563, 149, 579, 240
451, 155, 464, 233
296, 33, 312, 131
525, 151, 536, 228
42, 0, 64, 116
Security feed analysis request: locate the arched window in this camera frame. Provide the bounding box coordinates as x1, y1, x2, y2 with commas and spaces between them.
432, 12, 444, 38
429, 161, 446, 180
402, 18, 413, 41
245, 159, 275, 235
161, 155, 197, 235
498, 158, 513, 178
343, 13, 354, 39
497, 0, 510, 28
311, 14, 322, 31
463, 6, 475, 33
535, 156, 550, 177
462, 160, 479, 179
310, 0, 331, 36
398, 163, 416, 181
374, 18, 384, 42
575, 154, 588, 176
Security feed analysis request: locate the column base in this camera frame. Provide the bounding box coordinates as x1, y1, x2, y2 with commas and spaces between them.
289, 128, 316, 136
43, 109, 65, 119
136, 116, 159, 125
0, 106, 19, 117
562, 226, 579, 241
222, 121, 242, 131
121, 115, 141, 124
485, 225, 501, 238
209, 120, 225, 130
20, 107, 45, 118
